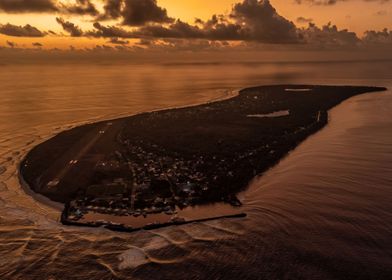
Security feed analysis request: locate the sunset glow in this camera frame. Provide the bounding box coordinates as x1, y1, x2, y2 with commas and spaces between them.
0, 0, 391, 50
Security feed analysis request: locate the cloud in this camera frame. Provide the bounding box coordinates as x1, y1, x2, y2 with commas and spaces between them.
121, 0, 174, 26
299, 22, 359, 47
133, 20, 204, 39
95, 0, 174, 25
295, 0, 390, 5
0, 23, 46, 37
88, 22, 135, 37
297, 17, 313, 24
6, 40, 16, 48
97, 0, 123, 20
32, 42, 43, 47
229, 0, 299, 43
159, 38, 232, 52
59, 0, 99, 16
56, 17, 83, 36
1, 0, 391, 51
128, 1, 298, 42
121, 0, 300, 43
91, 44, 114, 51
0, 0, 99, 15
0, 0, 57, 13
108, 37, 129, 44
0, 0, 172, 23
294, 0, 343, 5
363, 28, 392, 44
375, 10, 387, 16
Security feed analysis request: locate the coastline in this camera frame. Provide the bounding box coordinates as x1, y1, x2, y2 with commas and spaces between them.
18, 161, 65, 212
17, 88, 240, 212
18, 84, 387, 232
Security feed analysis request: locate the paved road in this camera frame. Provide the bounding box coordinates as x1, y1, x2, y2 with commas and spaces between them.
37, 120, 125, 198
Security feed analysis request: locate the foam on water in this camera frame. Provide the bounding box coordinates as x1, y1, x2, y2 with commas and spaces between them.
118, 248, 150, 270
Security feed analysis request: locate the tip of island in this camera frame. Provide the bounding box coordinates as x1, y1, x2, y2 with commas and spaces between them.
19, 84, 387, 232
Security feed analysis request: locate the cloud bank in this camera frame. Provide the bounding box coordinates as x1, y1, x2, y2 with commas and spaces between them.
0, 0, 391, 51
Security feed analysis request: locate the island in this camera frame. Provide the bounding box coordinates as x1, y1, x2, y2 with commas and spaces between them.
20, 85, 386, 232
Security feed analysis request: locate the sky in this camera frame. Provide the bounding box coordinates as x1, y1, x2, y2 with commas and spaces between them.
0, 0, 391, 52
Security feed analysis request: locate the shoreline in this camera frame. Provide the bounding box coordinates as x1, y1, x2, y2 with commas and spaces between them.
18, 161, 65, 212
17, 88, 240, 212
19, 84, 387, 232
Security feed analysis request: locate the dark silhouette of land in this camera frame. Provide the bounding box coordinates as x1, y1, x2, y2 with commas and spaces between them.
20, 85, 386, 231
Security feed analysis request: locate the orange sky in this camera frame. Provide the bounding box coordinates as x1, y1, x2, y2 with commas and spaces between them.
0, 0, 391, 49
162, 0, 392, 34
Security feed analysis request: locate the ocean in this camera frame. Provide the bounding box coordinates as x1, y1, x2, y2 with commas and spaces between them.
0, 60, 391, 279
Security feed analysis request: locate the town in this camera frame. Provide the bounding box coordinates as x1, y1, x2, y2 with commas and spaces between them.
63, 140, 243, 227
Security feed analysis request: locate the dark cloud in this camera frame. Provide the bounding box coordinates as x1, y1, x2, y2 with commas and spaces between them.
297, 17, 313, 24
122, 0, 174, 26
97, 0, 123, 20
6, 40, 16, 48
88, 22, 135, 37
136, 21, 234, 41
129, 37, 231, 52
114, 44, 130, 50
92, 44, 114, 51
137, 38, 153, 45
229, 0, 299, 43
133, 20, 205, 39
0, 0, 57, 13
95, 0, 174, 25
108, 37, 129, 44
32, 42, 43, 47
128, 1, 298, 42
295, 0, 390, 5
299, 22, 359, 46
0, 0, 172, 22
56, 17, 83, 36
2, 0, 391, 51
363, 28, 392, 44
59, 0, 99, 16
159, 38, 232, 52
0, 23, 46, 37
131, 0, 299, 43
295, 0, 342, 5
0, 0, 99, 15
375, 10, 387, 16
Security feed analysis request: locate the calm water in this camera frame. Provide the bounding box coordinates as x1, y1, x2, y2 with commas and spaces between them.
0, 61, 391, 279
